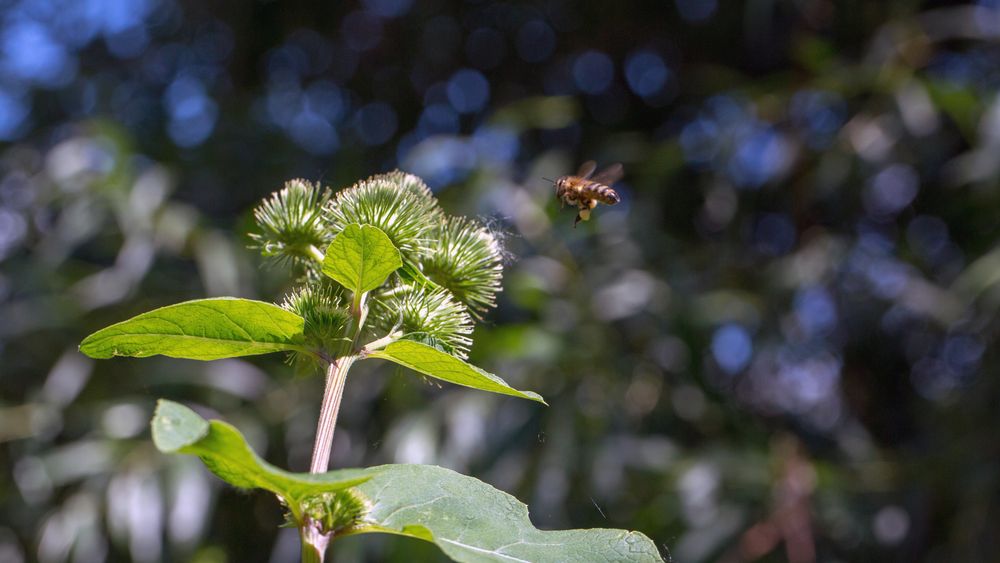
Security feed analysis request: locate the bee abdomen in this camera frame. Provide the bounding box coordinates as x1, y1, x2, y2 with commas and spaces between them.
585, 184, 620, 205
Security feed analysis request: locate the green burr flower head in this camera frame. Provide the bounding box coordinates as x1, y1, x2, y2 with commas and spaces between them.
250, 179, 332, 267
281, 281, 351, 363
325, 171, 442, 264
421, 215, 504, 319
297, 489, 368, 535
371, 284, 474, 359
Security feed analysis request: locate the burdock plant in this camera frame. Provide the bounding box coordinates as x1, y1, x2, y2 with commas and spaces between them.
80, 172, 663, 562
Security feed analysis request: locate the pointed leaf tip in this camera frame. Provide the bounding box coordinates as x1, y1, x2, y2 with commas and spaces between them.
367, 340, 546, 404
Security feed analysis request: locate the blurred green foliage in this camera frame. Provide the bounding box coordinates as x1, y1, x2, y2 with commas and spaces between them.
2, 1, 1000, 562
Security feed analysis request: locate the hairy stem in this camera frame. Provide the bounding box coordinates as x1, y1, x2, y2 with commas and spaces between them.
301, 355, 358, 563
301, 294, 368, 562
309, 355, 358, 473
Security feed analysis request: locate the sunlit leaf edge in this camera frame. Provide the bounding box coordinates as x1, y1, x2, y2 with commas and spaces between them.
342, 464, 665, 563
80, 297, 311, 361
367, 340, 546, 404
151, 400, 371, 504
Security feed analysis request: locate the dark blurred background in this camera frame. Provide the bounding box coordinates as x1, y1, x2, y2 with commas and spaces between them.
2, 0, 1000, 561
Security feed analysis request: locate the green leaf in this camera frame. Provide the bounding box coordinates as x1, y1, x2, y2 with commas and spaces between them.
80, 298, 309, 360
322, 223, 402, 295
150, 403, 662, 562
151, 400, 370, 504
367, 340, 546, 404
346, 464, 665, 562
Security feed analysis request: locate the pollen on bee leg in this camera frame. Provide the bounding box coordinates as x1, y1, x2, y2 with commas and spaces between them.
578, 208, 591, 221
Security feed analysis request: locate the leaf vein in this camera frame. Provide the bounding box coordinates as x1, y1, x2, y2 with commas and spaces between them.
437, 539, 533, 563
379, 494, 448, 523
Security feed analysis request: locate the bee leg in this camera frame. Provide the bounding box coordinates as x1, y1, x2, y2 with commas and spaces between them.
573, 212, 582, 228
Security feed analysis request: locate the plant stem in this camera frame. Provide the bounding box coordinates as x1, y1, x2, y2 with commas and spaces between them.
309, 355, 358, 473
361, 331, 402, 355
300, 525, 329, 563
351, 291, 367, 327
307, 244, 325, 263
301, 291, 368, 562
301, 355, 358, 563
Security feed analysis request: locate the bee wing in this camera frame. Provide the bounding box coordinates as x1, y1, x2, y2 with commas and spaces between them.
576, 160, 597, 179
591, 163, 623, 185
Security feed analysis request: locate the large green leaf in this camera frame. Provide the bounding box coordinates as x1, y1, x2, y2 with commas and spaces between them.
322, 223, 402, 295
366, 340, 546, 404
151, 400, 663, 562
151, 400, 370, 504
348, 464, 665, 562
80, 298, 309, 360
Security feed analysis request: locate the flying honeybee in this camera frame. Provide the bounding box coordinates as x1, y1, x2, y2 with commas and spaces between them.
552, 161, 623, 227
